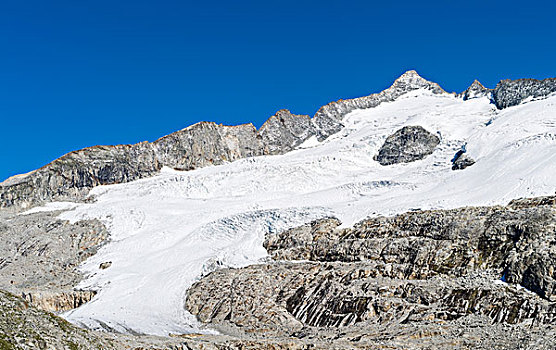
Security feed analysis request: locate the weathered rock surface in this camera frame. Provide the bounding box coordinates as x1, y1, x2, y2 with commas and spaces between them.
0, 143, 161, 210
0, 290, 115, 349
492, 77, 556, 109
452, 153, 475, 170
0, 210, 108, 312
265, 198, 556, 299
186, 195, 556, 348
374, 126, 440, 165
0, 289, 361, 349
20, 290, 97, 313
258, 109, 316, 155
153, 121, 263, 171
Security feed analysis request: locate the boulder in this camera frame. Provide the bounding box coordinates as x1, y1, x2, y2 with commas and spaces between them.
374, 126, 440, 165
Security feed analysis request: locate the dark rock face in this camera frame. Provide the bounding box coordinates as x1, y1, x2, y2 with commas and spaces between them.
186, 196, 556, 348
452, 153, 475, 170
374, 126, 440, 165
492, 78, 556, 109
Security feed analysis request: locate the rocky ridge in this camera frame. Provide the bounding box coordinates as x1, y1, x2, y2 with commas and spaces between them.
0, 70, 447, 210
493, 77, 556, 109
185, 195, 556, 348
2, 71, 556, 211
459, 80, 491, 100
312, 70, 447, 140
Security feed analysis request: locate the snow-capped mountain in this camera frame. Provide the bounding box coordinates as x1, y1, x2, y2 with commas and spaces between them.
7, 71, 554, 336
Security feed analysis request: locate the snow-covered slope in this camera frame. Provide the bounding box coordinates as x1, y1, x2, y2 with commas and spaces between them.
42, 88, 556, 335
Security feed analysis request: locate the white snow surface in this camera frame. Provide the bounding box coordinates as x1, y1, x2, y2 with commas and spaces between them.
55, 89, 556, 335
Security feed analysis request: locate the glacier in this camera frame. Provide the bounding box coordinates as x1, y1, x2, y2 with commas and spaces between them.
30, 87, 556, 335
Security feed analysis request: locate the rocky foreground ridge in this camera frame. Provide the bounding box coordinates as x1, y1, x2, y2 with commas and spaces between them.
3, 71, 556, 211
185, 195, 556, 348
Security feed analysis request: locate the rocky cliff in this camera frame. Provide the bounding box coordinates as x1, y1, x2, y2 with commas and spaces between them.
492, 77, 556, 109
186, 195, 556, 348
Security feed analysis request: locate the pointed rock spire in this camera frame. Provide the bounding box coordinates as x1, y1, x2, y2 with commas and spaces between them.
389, 70, 446, 95
460, 79, 491, 100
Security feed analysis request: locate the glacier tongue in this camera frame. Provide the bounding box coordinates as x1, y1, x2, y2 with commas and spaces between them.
57, 89, 556, 335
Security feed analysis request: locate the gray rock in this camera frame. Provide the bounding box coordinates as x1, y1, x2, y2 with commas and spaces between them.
374, 126, 440, 165
258, 109, 316, 155
265, 197, 556, 300
0, 142, 161, 209
452, 153, 475, 170
153, 121, 264, 171
185, 195, 556, 348
492, 77, 556, 109
0, 210, 108, 310
20, 290, 97, 313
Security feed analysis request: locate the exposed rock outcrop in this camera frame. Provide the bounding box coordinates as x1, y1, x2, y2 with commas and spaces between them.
20, 290, 97, 313
459, 80, 491, 100
258, 109, 316, 155
153, 122, 264, 171
0, 290, 114, 349
0, 210, 108, 298
374, 126, 440, 165
452, 153, 475, 170
492, 77, 556, 109
0, 143, 161, 210
0, 289, 367, 349
186, 195, 556, 348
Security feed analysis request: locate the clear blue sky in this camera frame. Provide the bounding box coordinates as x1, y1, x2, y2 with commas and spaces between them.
1, 0, 555, 181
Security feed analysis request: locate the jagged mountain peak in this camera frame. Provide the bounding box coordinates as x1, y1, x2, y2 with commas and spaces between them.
388, 70, 447, 95
459, 79, 491, 100
392, 69, 423, 83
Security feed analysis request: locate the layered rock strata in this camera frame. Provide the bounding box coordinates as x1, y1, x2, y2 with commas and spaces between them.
186, 195, 556, 348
